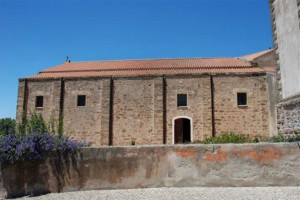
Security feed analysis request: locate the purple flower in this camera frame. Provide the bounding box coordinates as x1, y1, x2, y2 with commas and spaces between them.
0, 132, 89, 164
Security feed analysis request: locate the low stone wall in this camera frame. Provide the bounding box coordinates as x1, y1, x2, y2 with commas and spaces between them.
1, 143, 300, 198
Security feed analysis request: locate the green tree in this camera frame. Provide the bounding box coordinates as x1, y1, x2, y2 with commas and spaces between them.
0, 118, 16, 136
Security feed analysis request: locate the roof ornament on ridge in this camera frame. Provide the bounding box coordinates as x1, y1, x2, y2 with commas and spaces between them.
65, 56, 71, 63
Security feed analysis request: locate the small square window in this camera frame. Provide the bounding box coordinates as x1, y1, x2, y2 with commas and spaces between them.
237, 93, 247, 106
35, 96, 44, 108
77, 95, 86, 107
177, 94, 187, 107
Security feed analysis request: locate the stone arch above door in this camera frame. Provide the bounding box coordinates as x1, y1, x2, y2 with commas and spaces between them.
172, 116, 193, 144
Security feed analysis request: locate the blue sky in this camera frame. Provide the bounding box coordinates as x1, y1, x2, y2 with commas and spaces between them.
0, 0, 272, 119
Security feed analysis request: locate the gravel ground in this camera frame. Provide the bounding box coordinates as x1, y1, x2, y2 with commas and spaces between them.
0, 187, 298, 200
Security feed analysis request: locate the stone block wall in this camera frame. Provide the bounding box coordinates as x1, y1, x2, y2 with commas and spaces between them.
20, 79, 62, 124
277, 95, 300, 134
166, 76, 212, 142
252, 50, 276, 68
63, 78, 109, 145
17, 73, 275, 146
16, 80, 25, 122
214, 75, 270, 137
113, 77, 163, 146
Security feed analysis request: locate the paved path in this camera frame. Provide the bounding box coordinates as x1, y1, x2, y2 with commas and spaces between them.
1, 187, 298, 200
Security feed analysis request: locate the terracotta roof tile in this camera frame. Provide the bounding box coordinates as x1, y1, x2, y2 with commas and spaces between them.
242, 49, 274, 61
42, 58, 251, 72
27, 57, 272, 80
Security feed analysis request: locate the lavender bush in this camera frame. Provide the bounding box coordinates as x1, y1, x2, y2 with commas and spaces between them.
0, 132, 89, 164
0, 134, 19, 163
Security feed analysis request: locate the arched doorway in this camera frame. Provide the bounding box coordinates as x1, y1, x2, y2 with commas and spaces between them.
173, 117, 192, 144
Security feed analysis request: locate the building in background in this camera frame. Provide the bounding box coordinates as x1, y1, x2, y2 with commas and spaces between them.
17, 50, 276, 146
269, 0, 300, 134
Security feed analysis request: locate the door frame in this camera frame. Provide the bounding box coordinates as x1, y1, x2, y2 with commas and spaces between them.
172, 116, 193, 144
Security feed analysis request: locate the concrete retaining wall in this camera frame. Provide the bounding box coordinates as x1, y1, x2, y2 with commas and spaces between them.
0, 168, 4, 194
1, 143, 300, 198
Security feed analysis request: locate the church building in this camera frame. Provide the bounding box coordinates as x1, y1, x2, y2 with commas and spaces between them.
17, 50, 276, 146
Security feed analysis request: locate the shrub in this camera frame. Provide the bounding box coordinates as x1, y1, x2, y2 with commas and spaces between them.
269, 133, 300, 143
196, 132, 251, 144
269, 133, 285, 143
47, 112, 57, 135
0, 132, 89, 164
0, 134, 19, 163
0, 118, 16, 136
286, 134, 300, 142
17, 111, 55, 136
17, 111, 27, 135
28, 112, 47, 134
0, 112, 92, 164
16, 132, 56, 161
54, 135, 88, 151
251, 135, 269, 143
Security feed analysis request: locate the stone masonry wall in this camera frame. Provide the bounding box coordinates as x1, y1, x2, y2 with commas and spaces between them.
166, 76, 212, 143
277, 95, 300, 134
63, 78, 109, 145
26, 79, 61, 124
253, 50, 276, 68
16, 80, 25, 122
17, 73, 275, 146
214, 75, 271, 137
113, 77, 163, 146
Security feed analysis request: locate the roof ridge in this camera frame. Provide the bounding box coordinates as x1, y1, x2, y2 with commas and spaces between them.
67, 57, 241, 63
40, 66, 255, 74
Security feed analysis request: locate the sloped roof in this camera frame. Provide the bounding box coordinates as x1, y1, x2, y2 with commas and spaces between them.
27, 57, 272, 79
242, 49, 274, 61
